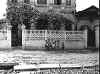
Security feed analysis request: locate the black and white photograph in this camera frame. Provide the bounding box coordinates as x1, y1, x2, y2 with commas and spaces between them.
0, 0, 99, 74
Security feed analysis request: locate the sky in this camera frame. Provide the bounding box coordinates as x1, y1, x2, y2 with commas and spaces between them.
0, 0, 99, 19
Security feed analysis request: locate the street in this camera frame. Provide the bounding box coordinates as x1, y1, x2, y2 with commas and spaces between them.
0, 49, 99, 66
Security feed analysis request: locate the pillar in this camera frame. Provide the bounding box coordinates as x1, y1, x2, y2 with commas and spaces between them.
84, 28, 88, 48
47, 0, 53, 5
21, 24, 26, 49
45, 30, 48, 40
95, 25, 99, 48
7, 25, 12, 48
72, 24, 75, 30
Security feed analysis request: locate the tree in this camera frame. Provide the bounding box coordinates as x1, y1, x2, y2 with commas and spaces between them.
32, 10, 73, 30
7, 3, 40, 29
47, 12, 63, 30
47, 9, 73, 30
34, 13, 48, 30
33, 10, 66, 30
6, 3, 40, 46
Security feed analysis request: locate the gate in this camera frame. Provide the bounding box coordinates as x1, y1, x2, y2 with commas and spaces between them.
87, 29, 95, 47
11, 26, 22, 47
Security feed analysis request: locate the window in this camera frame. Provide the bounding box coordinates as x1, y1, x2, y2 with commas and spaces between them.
37, 0, 47, 4
24, 0, 30, 3
12, 0, 17, 3
66, 0, 71, 5
54, 0, 61, 5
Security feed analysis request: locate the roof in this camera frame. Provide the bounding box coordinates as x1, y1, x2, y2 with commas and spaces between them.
76, 5, 99, 19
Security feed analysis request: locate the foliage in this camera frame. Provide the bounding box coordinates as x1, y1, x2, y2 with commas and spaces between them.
47, 12, 64, 30
7, 3, 73, 30
33, 10, 73, 30
7, 4, 40, 29
34, 13, 48, 30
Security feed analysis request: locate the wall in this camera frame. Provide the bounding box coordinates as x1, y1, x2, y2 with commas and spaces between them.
0, 29, 11, 49
22, 29, 87, 49
64, 30, 87, 49
22, 30, 46, 49
22, 40, 46, 49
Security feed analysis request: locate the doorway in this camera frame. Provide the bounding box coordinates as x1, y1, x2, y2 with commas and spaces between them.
87, 29, 95, 47
11, 25, 22, 47
79, 25, 95, 47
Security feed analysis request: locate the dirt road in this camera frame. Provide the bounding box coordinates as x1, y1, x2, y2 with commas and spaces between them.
0, 49, 99, 66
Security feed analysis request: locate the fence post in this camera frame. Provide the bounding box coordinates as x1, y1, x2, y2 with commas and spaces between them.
62, 31, 66, 49
7, 25, 12, 49
45, 30, 48, 49
21, 25, 26, 49
45, 30, 47, 40
95, 25, 99, 48
84, 29, 88, 48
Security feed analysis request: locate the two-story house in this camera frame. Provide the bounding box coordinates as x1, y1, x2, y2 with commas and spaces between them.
7, 0, 76, 30
6, 0, 77, 47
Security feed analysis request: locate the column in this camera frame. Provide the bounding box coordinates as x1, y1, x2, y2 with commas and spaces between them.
44, 30, 47, 49
34, 0, 37, 5
72, 24, 75, 30
7, 25, 12, 48
84, 28, 88, 48
21, 24, 26, 49
47, 0, 53, 5
52, 0, 54, 4
30, 0, 35, 5
95, 25, 99, 48
62, 0, 66, 5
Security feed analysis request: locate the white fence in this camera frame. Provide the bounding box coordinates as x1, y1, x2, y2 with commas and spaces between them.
0, 27, 99, 49
22, 29, 87, 49
0, 29, 11, 49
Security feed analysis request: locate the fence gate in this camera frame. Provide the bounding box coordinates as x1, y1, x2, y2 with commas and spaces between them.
11, 26, 22, 47
87, 29, 95, 47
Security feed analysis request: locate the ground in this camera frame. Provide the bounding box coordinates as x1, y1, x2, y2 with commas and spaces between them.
0, 48, 99, 67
